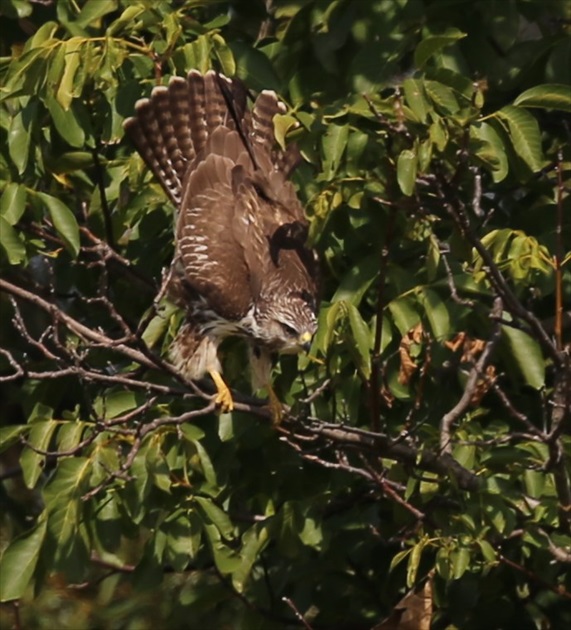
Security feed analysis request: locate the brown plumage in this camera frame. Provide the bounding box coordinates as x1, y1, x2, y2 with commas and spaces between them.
124, 70, 318, 411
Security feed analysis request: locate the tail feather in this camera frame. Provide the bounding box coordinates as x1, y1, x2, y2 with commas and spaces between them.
168, 77, 195, 164
203, 71, 227, 134
251, 90, 286, 153
123, 70, 300, 206
186, 70, 209, 156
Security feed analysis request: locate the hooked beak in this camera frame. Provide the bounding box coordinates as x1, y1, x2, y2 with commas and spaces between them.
298, 330, 313, 352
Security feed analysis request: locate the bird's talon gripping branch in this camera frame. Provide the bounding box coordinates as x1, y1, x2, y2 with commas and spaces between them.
209, 369, 234, 413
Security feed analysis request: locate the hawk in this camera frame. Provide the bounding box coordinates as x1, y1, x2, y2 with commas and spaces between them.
124, 70, 318, 415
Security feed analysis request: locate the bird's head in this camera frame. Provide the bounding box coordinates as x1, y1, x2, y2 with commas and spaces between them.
253, 290, 317, 353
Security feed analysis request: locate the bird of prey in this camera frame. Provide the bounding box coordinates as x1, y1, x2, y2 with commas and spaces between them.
124, 70, 318, 415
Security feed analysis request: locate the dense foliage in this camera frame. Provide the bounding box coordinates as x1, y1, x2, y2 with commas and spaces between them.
0, 0, 570, 628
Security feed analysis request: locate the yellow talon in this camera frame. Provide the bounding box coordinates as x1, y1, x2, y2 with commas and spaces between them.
209, 370, 234, 413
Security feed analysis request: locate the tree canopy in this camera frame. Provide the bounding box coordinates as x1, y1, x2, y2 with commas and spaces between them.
0, 0, 570, 628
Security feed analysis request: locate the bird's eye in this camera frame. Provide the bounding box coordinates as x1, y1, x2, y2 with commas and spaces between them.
280, 322, 297, 336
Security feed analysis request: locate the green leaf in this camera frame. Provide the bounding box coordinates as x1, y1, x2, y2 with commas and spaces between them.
345, 302, 372, 378
0, 518, 47, 602
193, 440, 218, 489
180, 423, 206, 443
56, 38, 83, 110
195, 497, 234, 540
0, 217, 26, 264
163, 513, 195, 572
429, 118, 448, 151
56, 422, 87, 452
407, 538, 427, 587
478, 540, 497, 563
389, 548, 413, 574
76, 0, 117, 28
140, 302, 176, 348
47, 97, 85, 147
524, 469, 545, 499
424, 80, 459, 113
321, 123, 349, 180
388, 297, 420, 336
202, 523, 241, 575
43, 457, 92, 542
514, 84, 571, 113
273, 114, 298, 151
470, 122, 509, 182
94, 390, 139, 419
0, 425, 28, 454
232, 525, 269, 593
230, 41, 280, 92
211, 33, 236, 77
0, 182, 27, 225
403, 78, 429, 123
8, 108, 32, 174
37, 192, 80, 257
20, 420, 59, 488
298, 514, 323, 549
501, 325, 545, 389
452, 546, 471, 580
414, 28, 467, 68
494, 106, 544, 172
1, 47, 47, 98
105, 4, 146, 36
417, 288, 450, 341
332, 254, 379, 306
397, 149, 417, 196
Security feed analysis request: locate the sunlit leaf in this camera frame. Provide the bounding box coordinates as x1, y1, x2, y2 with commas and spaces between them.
514, 84, 571, 113
494, 106, 544, 172
470, 121, 509, 182
0, 216, 26, 264
397, 149, 417, 196
424, 80, 459, 113
77, 0, 118, 28
501, 325, 545, 389
0, 425, 28, 453
403, 78, 430, 123
56, 38, 83, 110
20, 420, 59, 488
37, 192, 80, 257
414, 28, 467, 68
0, 182, 27, 225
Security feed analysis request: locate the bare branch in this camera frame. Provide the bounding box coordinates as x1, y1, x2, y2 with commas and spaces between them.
440, 298, 503, 453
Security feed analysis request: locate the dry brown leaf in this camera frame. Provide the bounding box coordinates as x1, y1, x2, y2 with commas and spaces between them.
380, 384, 395, 408
398, 345, 418, 385
470, 364, 497, 406
444, 331, 466, 353
398, 323, 424, 385
410, 322, 423, 344
445, 332, 487, 364
461, 337, 486, 363
373, 575, 433, 630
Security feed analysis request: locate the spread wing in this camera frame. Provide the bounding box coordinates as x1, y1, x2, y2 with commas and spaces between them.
123, 70, 312, 321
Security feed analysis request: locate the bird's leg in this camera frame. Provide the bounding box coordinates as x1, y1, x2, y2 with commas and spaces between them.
248, 346, 283, 424
266, 382, 283, 425
208, 369, 234, 413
